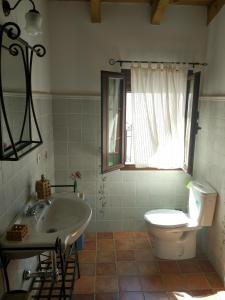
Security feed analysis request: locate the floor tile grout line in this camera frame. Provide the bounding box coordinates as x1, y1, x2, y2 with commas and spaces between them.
202, 271, 215, 290
76, 231, 223, 298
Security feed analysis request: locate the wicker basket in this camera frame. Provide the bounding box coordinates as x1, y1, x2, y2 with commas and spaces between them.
6, 224, 28, 241
36, 174, 51, 199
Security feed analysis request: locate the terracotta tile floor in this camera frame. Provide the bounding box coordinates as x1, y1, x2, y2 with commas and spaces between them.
72, 231, 225, 300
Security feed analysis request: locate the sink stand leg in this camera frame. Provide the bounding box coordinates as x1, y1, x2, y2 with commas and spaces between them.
23, 251, 59, 281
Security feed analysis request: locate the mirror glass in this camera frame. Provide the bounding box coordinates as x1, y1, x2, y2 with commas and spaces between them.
1, 30, 30, 157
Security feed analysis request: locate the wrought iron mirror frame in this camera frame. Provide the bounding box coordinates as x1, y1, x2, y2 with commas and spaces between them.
0, 22, 46, 161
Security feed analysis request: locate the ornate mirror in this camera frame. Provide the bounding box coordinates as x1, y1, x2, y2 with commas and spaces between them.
0, 22, 46, 160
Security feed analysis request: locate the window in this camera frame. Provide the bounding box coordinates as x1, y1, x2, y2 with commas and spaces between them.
184, 71, 201, 174
101, 67, 201, 174
101, 71, 126, 173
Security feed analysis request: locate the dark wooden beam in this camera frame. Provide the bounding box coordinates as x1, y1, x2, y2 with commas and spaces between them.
50, 0, 212, 5
90, 0, 101, 22
151, 0, 170, 24
207, 0, 225, 24
171, 0, 210, 5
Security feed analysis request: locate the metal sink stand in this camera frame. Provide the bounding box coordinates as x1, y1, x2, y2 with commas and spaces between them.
0, 238, 80, 300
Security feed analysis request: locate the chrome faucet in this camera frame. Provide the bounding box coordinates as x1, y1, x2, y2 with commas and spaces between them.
25, 199, 51, 217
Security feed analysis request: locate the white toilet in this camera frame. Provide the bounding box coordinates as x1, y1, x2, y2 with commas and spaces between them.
144, 181, 217, 260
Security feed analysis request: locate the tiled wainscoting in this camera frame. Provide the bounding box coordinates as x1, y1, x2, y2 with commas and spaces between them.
194, 96, 225, 280
53, 95, 191, 232
0, 92, 55, 293
0, 93, 55, 233
72, 231, 224, 300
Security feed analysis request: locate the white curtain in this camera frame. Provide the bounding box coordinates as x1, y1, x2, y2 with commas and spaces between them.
131, 63, 188, 169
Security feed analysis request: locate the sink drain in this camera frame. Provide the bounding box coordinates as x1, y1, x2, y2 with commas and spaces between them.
46, 228, 57, 233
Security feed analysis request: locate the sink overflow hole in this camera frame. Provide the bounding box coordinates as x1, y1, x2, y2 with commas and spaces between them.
46, 228, 57, 233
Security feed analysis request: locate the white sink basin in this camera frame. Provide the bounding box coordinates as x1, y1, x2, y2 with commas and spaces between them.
37, 197, 91, 234
0, 196, 92, 259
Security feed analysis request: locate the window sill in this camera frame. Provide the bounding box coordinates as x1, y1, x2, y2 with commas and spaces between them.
120, 164, 183, 171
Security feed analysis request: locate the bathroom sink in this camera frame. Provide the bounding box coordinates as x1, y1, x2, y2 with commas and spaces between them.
0, 196, 92, 259
37, 197, 91, 234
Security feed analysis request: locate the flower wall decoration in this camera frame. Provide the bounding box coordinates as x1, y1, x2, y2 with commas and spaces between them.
98, 175, 107, 216
70, 171, 82, 193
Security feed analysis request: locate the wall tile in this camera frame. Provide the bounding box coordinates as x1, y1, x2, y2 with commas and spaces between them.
55, 170, 70, 185
54, 155, 68, 170
105, 171, 123, 182
122, 197, 135, 207
53, 98, 68, 114
122, 208, 137, 219
68, 128, 82, 142
67, 100, 83, 114
0, 94, 55, 291
82, 127, 99, 144
194, 99, 225, 279
54, 126, 68, 142
53, 96, 190, 232
96, 221, 122, 232
53, 115, 68, 127
83, 115, 100, 130
54, 142, 68, 155
68, 114, 83, 129
83, 101, 100, 115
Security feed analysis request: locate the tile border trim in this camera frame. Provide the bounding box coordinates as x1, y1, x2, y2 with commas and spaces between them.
52, 94, 100, 101
3, 91, 52, 101
200, 96, 225, 102
5, 93, 225, 103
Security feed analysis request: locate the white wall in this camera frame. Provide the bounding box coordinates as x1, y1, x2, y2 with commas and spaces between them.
0, 0, 54, 294
202, 7, 225, 95
0, 0, 51, 93
194, 7, 225, 282
49, 2, 206, 232
48, 2, 208, 94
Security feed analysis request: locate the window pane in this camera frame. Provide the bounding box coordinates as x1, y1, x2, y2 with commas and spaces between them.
101, 71, 126, 173
108, 78, 123, 167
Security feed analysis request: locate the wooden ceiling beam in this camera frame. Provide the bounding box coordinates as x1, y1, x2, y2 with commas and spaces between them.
170, 0, 210, 5
51, 0, 211, 4
151, 0, 170, 24
207, 0, 225, 24
90, 0, 101, 22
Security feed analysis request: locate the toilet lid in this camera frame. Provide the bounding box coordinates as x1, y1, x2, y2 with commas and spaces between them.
144, 209, 189, 228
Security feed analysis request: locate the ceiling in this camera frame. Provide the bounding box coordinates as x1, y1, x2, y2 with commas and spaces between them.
50, 0, 225, 25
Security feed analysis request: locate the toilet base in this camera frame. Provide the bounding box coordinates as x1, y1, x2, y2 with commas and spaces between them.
151, 230, 197, 260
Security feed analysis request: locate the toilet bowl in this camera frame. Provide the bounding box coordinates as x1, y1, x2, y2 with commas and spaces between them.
144, 181, 217, 260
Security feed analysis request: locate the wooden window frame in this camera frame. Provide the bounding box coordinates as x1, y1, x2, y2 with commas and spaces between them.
184, 71, 201, 175
101, 69, 201, 174
101, 71, 126, 173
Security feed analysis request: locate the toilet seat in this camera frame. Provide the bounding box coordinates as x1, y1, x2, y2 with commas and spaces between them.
144, 209, 189, 228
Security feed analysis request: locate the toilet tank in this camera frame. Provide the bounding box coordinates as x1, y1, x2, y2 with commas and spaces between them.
188, 181, 217, 226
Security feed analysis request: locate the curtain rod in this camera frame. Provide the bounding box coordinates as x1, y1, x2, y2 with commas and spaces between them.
109, 58, 208, 67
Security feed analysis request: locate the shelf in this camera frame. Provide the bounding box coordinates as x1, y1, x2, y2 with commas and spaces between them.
29, 246, 80, 300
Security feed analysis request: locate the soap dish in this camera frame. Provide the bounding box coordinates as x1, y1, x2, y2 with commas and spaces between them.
6, 224, 28, 241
